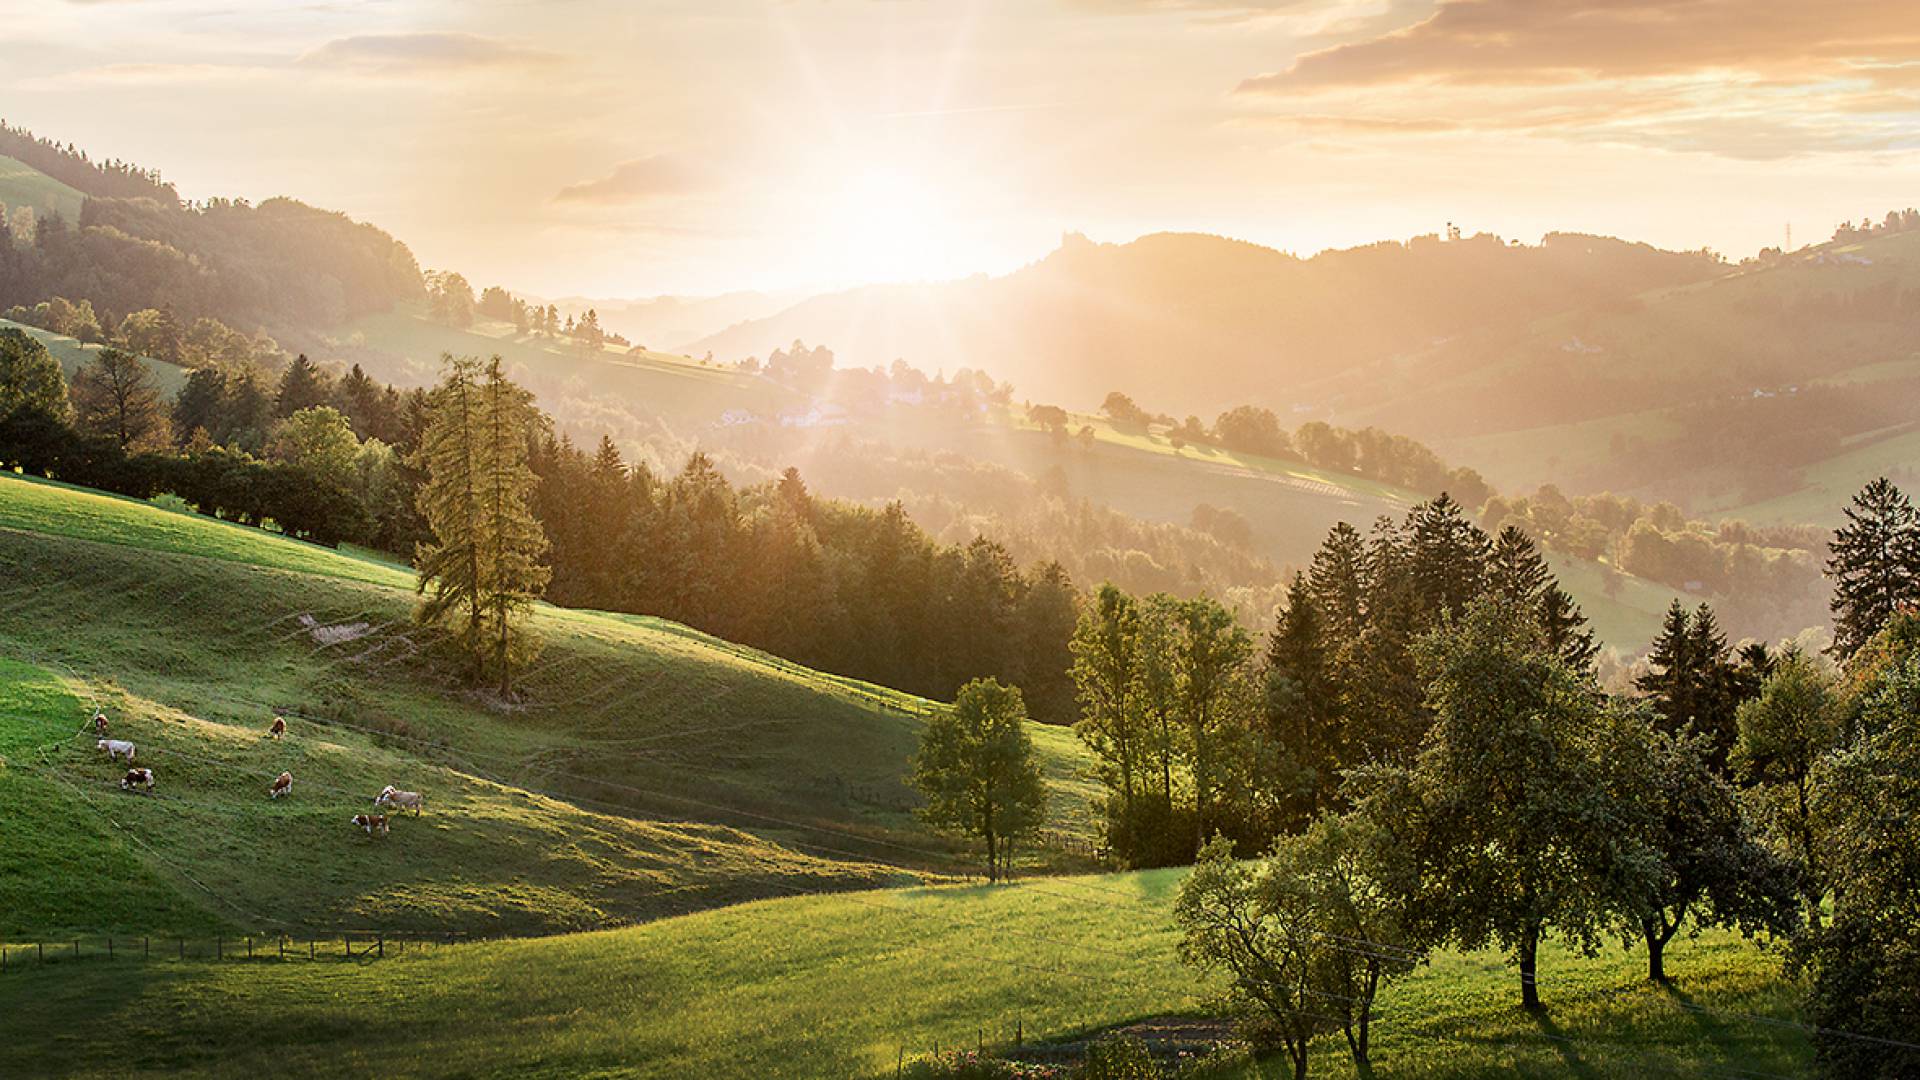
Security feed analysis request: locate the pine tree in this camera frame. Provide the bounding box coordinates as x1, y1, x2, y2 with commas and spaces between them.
1265, 573, 1341, 827
171, 367, 226, 448
1826, 478, 1920, 660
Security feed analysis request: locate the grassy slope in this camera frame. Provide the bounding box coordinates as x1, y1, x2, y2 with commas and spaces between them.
0, 153, 85, 222
330, 307, 799, 419
998, 410, 1682, 649
0, 866, 1807, 1079
0, 474, 1103, 937
1420, 230, 1920, 520
0, 317, 189, 398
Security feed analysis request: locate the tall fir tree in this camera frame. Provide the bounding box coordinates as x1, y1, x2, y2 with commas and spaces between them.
1826, 478, 1920, 661
1307, 521, 1368, 646
1407, 493, 1490, 626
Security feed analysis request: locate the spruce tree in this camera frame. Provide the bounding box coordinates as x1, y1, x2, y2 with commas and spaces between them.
171, 366, 226, 448
1826, 478, 1920, 661
1407, 494, 1490, 625
1638, 600, 1697, 735
1307, 521, 1367, 645
1487, 525, 1550, 608
1538, 584, 1599, 674
1264, 574, 1341, 826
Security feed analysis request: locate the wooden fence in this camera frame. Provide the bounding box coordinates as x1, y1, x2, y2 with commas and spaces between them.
0, 930, 466, 972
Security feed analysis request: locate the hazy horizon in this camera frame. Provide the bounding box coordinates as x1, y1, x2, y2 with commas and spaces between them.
7, 0, 1920, 299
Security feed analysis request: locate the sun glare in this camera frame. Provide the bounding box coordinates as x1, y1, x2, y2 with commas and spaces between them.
825, 166, 953, 285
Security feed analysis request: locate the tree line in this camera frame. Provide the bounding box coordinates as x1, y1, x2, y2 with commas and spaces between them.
1104, 479, 1920, 1078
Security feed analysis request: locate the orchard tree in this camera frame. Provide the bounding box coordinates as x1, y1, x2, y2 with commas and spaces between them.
1798, 651, 1920, 1077
1618, 725, 1799, 982
268, 405, 361, 487
1386, 597, 1654, 1009
1733, 647, 1844, 927
910, 677, 1047, 881
0, 326, 68, 419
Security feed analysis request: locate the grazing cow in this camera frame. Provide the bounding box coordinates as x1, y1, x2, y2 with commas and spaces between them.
267, 716, 287, 739
350, 813, 389, 837
97, 738, 135, 763
121, 767, 155, 792
269, 771, 293, 799
92, 712, 109, 737
374, 785, 425, 815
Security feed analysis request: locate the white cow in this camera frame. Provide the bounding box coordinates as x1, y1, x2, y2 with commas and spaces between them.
97, 738, 135, 763
374, 785, 425, 815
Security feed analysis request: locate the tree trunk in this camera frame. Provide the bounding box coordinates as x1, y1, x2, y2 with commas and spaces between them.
1288, 1038, 1308, 1080
1645, 927, 1667, 983
1519, 923, 1542, 1010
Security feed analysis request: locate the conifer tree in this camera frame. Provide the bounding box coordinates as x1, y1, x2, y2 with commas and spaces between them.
1264, 574, 1341, 826
274, 353, 330, 418
475, 357, 551, 694
1307, 522, 1367, 645
1407, 493, 1490, 625
413, 355, 550, 693
1826, 478, 1920, 661
1487, 525, 1550, 608
1538, 584, 1599, 674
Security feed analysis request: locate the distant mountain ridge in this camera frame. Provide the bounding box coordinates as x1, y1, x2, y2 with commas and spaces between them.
687, 230, 1728, 415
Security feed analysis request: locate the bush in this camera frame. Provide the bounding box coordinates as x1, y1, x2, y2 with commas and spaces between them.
1081, 1035, 1160, 1080
902, 1050, 1064, 1079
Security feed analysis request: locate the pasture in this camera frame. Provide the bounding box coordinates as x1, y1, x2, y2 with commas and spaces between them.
0, 472, 1103, 937
0, 866, 1807, 1079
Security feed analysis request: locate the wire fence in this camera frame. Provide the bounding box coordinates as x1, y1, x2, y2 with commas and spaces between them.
0, 931, 468, 973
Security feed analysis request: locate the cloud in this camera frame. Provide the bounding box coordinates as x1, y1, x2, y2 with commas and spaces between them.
300, 32, 561, 76
1242, 0, 1920, 91
554, 157, 703, 206
1228, 0, 1920, 158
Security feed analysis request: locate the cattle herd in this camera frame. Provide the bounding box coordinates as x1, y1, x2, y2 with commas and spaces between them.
91, 710, 426, 839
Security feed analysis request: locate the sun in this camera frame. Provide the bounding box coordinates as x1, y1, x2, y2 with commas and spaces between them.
825, 166, 954, 285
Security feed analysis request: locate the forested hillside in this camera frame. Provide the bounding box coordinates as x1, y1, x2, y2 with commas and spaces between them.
0, 123, 422, 340
687, 230, 1729, 415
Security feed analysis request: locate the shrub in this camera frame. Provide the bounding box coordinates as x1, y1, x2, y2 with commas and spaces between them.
1081, 1035, 1160, 1080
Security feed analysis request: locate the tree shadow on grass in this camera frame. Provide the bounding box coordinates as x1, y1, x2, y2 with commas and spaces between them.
1526, 1008, 1605, 1080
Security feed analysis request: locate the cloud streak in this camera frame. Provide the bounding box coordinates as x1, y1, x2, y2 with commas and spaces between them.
300, 32, 561, 76
554, 156, 702, 206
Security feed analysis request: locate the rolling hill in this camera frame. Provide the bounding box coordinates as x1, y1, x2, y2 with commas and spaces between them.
0, 473, 1104, 937
0, 153, 85, 223
0, 860, 1808, 1079
0, 316, 189, 398
686, 231, 1728, 418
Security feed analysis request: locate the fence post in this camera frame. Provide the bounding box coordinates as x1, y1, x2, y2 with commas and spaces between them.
246, 938, 253, 960
178, 938, 184, 961
216, 936, 222, 961
145, 937, 150, 961
377, 933, 384, 959
38, 943, 44, 964
108, 937, 113, 960
309, 940, 315, 961
72, 940, 79, 961
279, 936, 285, 960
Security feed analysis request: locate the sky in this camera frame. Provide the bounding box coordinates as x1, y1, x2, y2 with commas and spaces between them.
4, 0, 1920, 299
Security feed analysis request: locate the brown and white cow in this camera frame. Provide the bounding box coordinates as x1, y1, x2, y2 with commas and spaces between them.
350, 813, 389, 837
97, 738, 135, 763
374, 785, 424, 815
92, 712, 110, 737
269, 771, 293, 799
120, 767, 154, 792
267, 716, 287, 739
